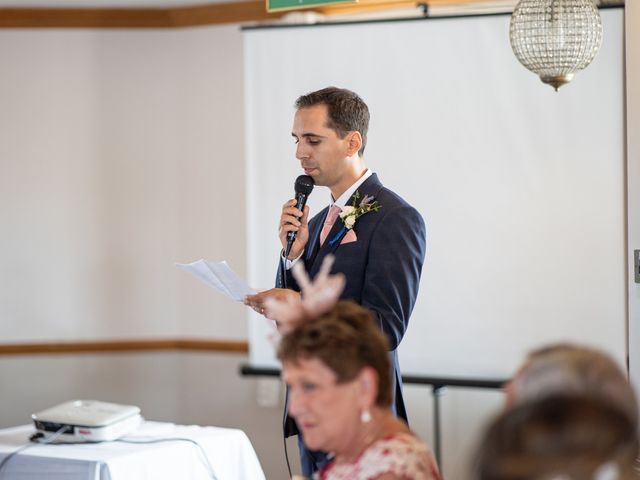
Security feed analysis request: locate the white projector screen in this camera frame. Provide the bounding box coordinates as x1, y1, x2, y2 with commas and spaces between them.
244, 9, 626, 379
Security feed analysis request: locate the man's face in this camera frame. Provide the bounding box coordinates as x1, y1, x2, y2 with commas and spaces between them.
291, 104, 352, 190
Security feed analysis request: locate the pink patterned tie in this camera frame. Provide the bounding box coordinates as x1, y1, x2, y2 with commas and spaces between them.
319, 205, 341, 246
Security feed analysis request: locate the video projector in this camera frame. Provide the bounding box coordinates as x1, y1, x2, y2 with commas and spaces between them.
32, 400, 142, 442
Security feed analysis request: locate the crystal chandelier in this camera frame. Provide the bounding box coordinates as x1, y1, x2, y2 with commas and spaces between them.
509, 0, 603, 91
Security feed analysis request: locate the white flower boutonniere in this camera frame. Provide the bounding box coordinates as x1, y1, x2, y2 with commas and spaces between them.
328, 191, 381, 246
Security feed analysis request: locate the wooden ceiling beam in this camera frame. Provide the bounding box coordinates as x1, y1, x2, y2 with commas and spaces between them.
0, 7, 173, 28
168, 2, 285, 26
0, 0, 531, 28
0, 0, 445, 29
0, 2, 287, 28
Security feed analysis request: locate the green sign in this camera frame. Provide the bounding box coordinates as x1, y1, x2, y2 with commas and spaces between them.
267, 0, 357, 12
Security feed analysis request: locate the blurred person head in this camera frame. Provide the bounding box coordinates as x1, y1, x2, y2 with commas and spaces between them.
505, 343, 638, 426
473, 395, 639, 480
277, 300, 391, 453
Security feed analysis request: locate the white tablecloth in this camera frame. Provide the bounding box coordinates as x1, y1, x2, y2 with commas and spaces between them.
0, 421, 265, 480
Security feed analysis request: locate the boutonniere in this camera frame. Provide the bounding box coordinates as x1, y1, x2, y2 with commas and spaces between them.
328, 191, 381, 246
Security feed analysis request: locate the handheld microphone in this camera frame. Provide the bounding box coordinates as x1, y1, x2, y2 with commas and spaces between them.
284, 174, 315, 259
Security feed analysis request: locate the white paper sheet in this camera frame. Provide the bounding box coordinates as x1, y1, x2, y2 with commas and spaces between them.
176, 260, 256, 302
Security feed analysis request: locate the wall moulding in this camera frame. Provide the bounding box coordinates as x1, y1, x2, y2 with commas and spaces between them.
0, 338, 249, 356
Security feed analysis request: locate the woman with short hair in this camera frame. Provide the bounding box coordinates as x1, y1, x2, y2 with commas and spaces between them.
278, 300, 441, 480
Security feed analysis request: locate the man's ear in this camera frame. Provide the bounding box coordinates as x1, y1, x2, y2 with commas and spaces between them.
346, 131, 363, 157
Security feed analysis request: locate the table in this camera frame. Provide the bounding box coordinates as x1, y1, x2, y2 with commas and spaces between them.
0, 421, 265, 480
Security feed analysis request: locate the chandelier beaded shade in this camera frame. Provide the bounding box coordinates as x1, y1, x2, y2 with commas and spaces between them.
509, 0, 603, 91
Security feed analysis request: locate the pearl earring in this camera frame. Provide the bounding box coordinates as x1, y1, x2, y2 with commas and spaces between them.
360, 409, 371, 423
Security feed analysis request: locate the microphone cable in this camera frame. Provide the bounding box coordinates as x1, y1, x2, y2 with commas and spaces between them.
115, 437, 218, 480
280, 252, 289, 290
283, 432, 293, 479
0, 427, 218, 480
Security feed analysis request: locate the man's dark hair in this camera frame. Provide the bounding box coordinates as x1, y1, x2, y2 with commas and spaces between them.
295, 87, 370, 156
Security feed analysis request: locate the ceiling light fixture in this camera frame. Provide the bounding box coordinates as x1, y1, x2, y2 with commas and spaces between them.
509, 0, 603, 91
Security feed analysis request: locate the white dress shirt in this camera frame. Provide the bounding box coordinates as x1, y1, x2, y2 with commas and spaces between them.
284, 169, 373, 269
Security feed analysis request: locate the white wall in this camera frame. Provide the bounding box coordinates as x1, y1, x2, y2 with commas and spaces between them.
0, 10, 632, 480
0, 25, 299, 479
627, 0, 640, 396
0, 26, 247, 342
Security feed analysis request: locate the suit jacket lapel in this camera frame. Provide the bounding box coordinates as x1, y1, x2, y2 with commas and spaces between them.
309, 173, 384, 276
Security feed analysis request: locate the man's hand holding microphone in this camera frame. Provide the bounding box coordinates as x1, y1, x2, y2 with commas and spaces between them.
244, 175, 315, 324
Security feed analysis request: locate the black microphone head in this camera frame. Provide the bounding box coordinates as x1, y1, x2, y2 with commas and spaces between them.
294, 175, 315, 195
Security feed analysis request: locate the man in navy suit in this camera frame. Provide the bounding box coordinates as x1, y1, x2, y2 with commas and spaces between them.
246, 87, 426, 476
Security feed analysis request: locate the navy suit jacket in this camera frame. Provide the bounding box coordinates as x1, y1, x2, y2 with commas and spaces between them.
277, 173, 427, 437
